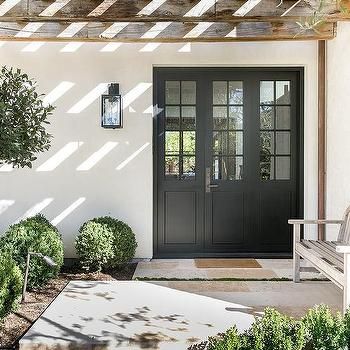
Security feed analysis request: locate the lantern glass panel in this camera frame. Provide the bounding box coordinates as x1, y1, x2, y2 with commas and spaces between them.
102, 95, 122, 128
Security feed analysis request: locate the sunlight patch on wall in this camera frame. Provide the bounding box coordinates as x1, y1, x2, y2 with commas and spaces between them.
15, 198, 54, 223
22, 42, 45, 52
233, 0, 262, 16
0, 0, 21, 16
36, 142, 83, 172
143, 105, 163, 116
0, 164, 14, 172
51, 197, 86, 226
0, 41, 4, 48
137, 0, 167, 15
58, 22, 87, 52
184, 22, 213, 38
116, 142, 150, 170
61, 42, 84, 52
88, 0, 118, 16
178, 43, 191, 52
68, 83, 108, 114
43, 81, 75, 106
184, 0, 217, 17
39, 0, 71, 16
100, 42, 122, 52
76, 142, 118, 171
0, 200, 15, 215
143, 105, 154, 114
140, 43, 161, 52
122, 83, 152, 109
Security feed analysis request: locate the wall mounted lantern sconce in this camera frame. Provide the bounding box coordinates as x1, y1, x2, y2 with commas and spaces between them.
101, 83, 122, 129
21, 252, 57, 303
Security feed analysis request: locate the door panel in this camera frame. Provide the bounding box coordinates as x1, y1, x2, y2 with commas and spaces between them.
154, 68, 303, 257
258, 191, 292, 246
165, 191, 196, 244
211, 192, 244, 245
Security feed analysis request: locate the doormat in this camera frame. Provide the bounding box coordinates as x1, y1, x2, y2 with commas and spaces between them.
194, 259, 262, 269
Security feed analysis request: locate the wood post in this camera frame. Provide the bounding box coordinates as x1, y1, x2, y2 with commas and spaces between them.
318, 40, 326, 241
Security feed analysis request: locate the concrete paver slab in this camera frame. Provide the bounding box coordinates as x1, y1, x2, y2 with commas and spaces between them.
20, 281, 254, 350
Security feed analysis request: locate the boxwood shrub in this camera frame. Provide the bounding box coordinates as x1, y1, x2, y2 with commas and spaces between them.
0, 252, 23, 320
0, 214, 64, 290
303, 304, 345, 350
75, 216, 137, 271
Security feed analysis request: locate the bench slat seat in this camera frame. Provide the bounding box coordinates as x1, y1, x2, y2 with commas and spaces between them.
311, 241, 343, 263
296, 241, 344, 288
289, 206, 350, 314
300, 240, 343, 270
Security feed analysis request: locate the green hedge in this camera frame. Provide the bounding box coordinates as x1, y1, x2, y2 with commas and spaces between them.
199, 305, 350, 350
75, 216, 137, 271
0, 214, 64, 290
0, 252, 23, 320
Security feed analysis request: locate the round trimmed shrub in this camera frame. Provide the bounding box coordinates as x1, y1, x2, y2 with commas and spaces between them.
75, 216, 137, 271
0, 252, 22, 320
0, 214, 64, 290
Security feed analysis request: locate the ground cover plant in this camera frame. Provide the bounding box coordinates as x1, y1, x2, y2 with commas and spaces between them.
190, 305, 350, 350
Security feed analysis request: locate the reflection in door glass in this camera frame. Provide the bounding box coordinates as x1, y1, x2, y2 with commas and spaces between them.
260, 81, 274, 104
165, 106, 180, 130
213, 156, 243, 180
183, 156, 196, 179
260, 156, 274, 180
229, 81, 243, 104
260, 80, 291, 180
166, 81, 180, 104
165, 131, 180, 154
213, 106, 227, 130
182, 81, 196, 104
213, 81, 227, 104
164, 81, 196, 180
276, 81, 290, 104
212, 81, 244, 181
165, 156, 179, 178
183, 131, 196, 154
182, 106, 196, 130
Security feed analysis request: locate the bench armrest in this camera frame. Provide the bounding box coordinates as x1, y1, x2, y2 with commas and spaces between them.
288, 219, 344, 225
336, 245, 350, 254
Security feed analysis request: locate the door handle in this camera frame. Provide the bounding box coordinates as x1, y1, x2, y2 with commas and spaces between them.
206, 167, 219, 193
208, 184, 219, 188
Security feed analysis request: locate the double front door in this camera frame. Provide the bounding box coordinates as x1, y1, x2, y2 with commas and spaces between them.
154, 68, 303, 257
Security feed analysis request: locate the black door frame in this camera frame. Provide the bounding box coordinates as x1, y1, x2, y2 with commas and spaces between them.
153, 67, 304, 258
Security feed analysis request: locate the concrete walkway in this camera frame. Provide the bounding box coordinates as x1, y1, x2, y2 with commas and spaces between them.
20, 279, 341, 350
134, 259, 322, 280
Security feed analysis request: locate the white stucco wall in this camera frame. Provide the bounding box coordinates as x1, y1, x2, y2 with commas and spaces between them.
0, 40, 318, 258
327, 22, 350, 240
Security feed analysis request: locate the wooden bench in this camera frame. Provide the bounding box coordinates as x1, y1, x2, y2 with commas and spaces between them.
288, 207, 350, 314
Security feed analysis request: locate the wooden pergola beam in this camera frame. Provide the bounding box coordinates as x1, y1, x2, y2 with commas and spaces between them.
0, 0, 346, 23
0, 20, 336, 42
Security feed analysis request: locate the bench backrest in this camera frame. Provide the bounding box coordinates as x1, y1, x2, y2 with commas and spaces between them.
338, 206, 350, 243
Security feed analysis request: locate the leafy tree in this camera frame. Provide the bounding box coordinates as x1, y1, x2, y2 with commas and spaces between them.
0, 66, 54, 168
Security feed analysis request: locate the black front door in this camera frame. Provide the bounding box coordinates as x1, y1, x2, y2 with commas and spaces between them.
154, 68, 303, 257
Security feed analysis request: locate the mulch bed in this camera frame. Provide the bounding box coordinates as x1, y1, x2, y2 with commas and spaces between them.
0, 263, 137, 349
